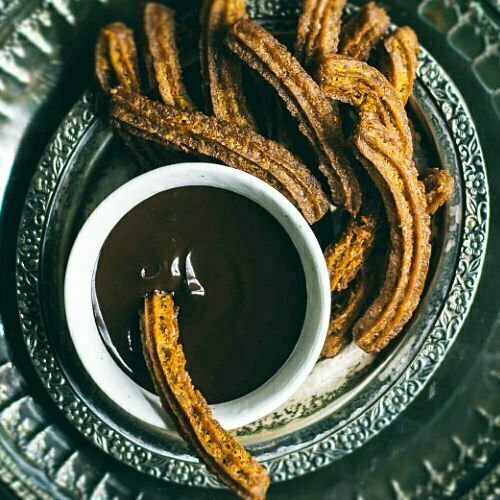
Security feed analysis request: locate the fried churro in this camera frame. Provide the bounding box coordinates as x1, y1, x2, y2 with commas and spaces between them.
273, 0, 347, 165
322, 272, 367, 357
295, 0, 346, 71
422, 167, 454, 215
379, 26, 419, 105
227, 19, 362, 214
96, 21, 169, 169
377, 27, 454, 213
339, 1, 390, 61
96, 22, 142, 93
292, 0, 345, 154
143, 3, 195, 110
110, 88, 329, 224
272, 0, 346, 154
200, 0, 257, 128
324, 212, 377, 293
376, 27, 455, 215
322, 206, 377, 358
317, 56, 431, 353
141, 292, 269, 500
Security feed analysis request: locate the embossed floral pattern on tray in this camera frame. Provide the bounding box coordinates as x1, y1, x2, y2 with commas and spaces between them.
15, 28, 489, 494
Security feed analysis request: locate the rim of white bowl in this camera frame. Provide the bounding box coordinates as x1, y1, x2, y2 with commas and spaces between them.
64, 162, 330, 430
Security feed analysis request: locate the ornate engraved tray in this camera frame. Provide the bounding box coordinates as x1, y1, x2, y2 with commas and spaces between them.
0, 0, 499, 498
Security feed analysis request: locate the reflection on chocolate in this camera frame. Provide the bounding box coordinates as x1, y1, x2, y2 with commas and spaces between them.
94, 186, 307, 404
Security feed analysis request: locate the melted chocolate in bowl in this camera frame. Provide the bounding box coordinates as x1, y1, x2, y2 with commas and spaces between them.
94, 186, 307, 404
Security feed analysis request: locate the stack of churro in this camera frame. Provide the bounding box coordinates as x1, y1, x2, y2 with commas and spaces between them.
94, 2, 454, 497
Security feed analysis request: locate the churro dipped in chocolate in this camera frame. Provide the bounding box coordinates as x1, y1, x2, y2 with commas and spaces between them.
141, 292, 269, 500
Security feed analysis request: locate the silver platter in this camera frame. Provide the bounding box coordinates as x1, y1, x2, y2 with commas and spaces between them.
13, 1, 489, 489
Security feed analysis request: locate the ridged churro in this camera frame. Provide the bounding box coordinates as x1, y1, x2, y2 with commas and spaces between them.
322, 272, 367, 357
317, 56, 431, 353
379, 26, 419, 105
339, 2, 390, 61
141, 292, 269, 500
200, 0, 256, 128
423, 167, 454, 215
143, 3, 195, 110
295, 0, 346, 71
110, 88, 329, 224
227, 19, 362, 214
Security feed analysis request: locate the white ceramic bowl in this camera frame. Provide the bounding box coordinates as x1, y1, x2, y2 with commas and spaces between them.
65, 162, 330, 430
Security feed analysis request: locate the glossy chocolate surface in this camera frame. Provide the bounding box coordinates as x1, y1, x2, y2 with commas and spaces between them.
94, 186, 307, 403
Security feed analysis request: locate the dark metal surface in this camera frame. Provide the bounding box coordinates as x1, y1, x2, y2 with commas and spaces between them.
0, 0, 498, 498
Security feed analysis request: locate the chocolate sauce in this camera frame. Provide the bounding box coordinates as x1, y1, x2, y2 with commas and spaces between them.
94, 186, 307, 404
